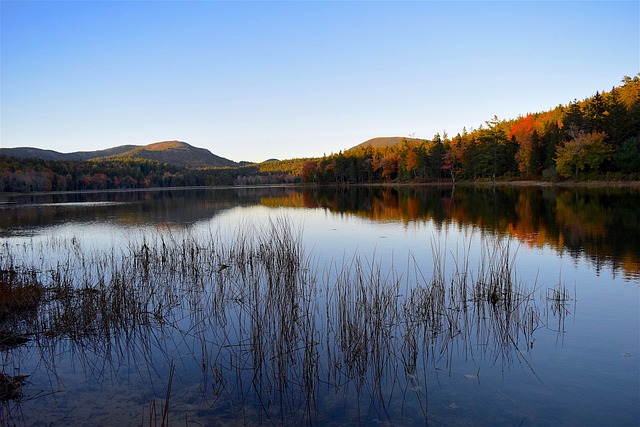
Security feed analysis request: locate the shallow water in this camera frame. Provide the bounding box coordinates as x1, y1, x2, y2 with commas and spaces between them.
0, 185, 638, 426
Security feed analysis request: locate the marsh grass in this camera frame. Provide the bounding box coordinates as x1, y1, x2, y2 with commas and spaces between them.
0, 266, 43, 320
545, 280, 575, 339
0, 217, 565, 425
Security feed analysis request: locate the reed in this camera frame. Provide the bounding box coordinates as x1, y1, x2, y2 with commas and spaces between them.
0, 267, 43, 320
545, 279, 575, 337
0, 216, 564, 425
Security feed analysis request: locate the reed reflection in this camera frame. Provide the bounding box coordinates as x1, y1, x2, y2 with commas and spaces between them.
3, 186, 637, 281
0, 218, 571, 425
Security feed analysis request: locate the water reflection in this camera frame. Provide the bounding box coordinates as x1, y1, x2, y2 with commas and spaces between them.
268, 186, 640, 281
0, 187, 308, 234
1, 185, 638, 280
0, 186, 637, 425
0, 221, 566, 425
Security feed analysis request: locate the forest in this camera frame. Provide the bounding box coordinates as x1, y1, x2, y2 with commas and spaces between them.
297, 75, 639, 184
1, 75, 638, 192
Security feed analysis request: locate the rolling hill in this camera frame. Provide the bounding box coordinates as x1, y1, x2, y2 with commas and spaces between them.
348, 136, 428, 151
0, 145, 138, 161
103, 141, 238, 168
0, 137, 426, 169
0, 141, 238, 168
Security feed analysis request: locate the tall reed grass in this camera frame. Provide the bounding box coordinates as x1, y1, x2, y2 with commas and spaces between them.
0, 217, 568, 425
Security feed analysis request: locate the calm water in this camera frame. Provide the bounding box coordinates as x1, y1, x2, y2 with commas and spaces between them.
0, 185, 638, 426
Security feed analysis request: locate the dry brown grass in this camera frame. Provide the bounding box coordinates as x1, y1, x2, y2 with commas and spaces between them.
0, 268, 43, 318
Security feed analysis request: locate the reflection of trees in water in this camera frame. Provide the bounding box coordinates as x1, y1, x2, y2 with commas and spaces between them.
0, 220, 572, 425
0, 188, 242, 235
0, 187, 322, 237
284, 186, 639, 280
6, 185, 636, 279
551, 188, 639, 279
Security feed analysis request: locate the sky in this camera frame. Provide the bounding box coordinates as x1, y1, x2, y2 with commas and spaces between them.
1, 1, 638, 163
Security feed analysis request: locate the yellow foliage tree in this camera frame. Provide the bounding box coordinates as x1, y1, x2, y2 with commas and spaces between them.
555, 131, 612, 179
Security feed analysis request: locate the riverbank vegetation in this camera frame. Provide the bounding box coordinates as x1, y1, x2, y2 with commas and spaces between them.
1, 75, 638, 192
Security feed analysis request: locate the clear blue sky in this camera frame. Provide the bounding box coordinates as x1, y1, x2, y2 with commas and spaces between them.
1, 1, 638, 163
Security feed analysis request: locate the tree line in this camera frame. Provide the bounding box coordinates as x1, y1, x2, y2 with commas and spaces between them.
1, 75, 638, 192
299, 75, 639, 184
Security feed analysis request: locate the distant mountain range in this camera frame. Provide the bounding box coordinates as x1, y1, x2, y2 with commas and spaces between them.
0, 136, 417, 169
0, 140, 239, 168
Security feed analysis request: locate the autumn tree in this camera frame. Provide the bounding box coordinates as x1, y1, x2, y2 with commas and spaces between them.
379, 152, 400, 181
404, 149, 420, 179
511, 114, 542, 176
555, 131, 613, 179
442, 133, 466, 182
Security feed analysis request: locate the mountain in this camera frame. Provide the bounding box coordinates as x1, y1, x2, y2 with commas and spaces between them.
0, 145, 138, 161
0, 141, 238, 168
103, 141, 238, 168
70, 145, 140, 160
348, 136, 427, 151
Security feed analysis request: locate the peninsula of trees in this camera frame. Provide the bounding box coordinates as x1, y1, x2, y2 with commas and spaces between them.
1, 75, 638, 192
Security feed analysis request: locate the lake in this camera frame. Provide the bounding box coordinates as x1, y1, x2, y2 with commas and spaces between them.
0, 185, 638, 426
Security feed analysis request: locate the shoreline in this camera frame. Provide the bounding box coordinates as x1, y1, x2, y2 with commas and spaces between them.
454, 180, 640, 188
1, 180, 640, 197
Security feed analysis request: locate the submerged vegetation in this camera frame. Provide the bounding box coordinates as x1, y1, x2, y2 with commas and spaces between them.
1, 218, 573, 424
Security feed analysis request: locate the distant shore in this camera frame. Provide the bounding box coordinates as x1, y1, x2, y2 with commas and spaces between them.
358, 180, 640, 189
454, 180, 640, 188
2, 180, 640, 197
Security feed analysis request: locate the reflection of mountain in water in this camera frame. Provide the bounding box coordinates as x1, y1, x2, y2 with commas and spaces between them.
1, 189, 256, 235
0, 187, 313, 237
263, 186, 640, 281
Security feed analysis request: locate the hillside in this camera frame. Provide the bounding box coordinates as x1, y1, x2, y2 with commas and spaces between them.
0, 141, 237, 168
104, 141, 238, 168
349, 136, 428, 151
0, 145, 138, 161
